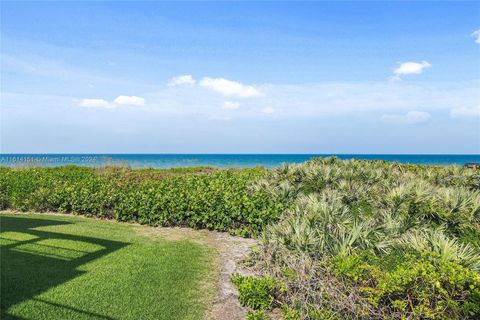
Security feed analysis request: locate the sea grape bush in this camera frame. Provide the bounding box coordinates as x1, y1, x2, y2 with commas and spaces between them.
0, 166, 287, 235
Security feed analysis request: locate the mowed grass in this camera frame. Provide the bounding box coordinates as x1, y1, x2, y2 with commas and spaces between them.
0, 213, 217, 320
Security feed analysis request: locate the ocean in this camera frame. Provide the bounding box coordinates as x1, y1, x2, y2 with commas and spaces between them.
0, 154, 478, 169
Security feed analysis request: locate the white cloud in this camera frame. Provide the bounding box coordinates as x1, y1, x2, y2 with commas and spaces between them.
79, 98, 111, 108
166, 75, 261, 99
382, 111, 431, 124
113, 95, 145, 106
394, 61, 431, 75
199, 77, 262, 97
261, 107, 275, 114
472, 30, 480, 44
450, 105, 480, 118
391, 61, 431, 81
82, 80, 477, 120
167, 74, 196, 87
222, 101, 240, 110
79, 95, 145, 109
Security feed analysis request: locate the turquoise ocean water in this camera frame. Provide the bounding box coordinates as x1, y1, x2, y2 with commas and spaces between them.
0, 154, 478, 168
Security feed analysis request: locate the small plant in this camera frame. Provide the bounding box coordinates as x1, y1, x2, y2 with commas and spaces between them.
231, 274, 280, 310
247, 310, 270, 320
281, 304, 301, 320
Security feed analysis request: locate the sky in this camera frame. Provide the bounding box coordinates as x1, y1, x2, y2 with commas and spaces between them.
1, 1, 479, 154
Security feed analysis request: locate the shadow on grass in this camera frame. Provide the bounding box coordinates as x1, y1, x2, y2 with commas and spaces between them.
0, 215, 128, 320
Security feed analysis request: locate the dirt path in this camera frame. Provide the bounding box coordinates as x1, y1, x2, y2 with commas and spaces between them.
205, 232, 256, 320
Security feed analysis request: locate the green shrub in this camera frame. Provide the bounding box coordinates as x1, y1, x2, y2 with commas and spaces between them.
281, 304, 301, 320
246, 310, 270, 320
334, 251, 480, 319
231, 274, 281, 310
24, 187, 55, 212
0, 166, 288, 235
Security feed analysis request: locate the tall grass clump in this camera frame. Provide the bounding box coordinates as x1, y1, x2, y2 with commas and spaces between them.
248, 158, 480, 319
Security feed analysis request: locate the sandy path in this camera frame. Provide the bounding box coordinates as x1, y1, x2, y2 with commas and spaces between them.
205, 232, 256, 320
140, 225, 257, 320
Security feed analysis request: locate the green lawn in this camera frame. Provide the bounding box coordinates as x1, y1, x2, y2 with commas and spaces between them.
0, 213, 216, 320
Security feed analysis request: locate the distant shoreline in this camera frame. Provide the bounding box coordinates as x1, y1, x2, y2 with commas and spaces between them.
1, 154, 479, 168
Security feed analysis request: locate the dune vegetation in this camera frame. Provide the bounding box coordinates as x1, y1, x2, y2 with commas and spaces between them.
239, 158, 480, 320
0, 166, 287, 236
1, 158, 479, 319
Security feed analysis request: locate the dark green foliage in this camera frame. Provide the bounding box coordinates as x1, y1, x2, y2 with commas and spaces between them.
0, 166, 287, 235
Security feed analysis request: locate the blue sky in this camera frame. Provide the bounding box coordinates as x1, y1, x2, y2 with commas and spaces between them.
1, 1, 479, 153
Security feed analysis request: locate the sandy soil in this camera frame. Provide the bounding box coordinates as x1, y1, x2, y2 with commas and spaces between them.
204, 232, 257, 320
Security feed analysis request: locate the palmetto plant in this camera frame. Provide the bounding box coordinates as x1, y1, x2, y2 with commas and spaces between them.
436, 188, 480, 226
252, 157, 480, 319
398, 228, 480, 271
